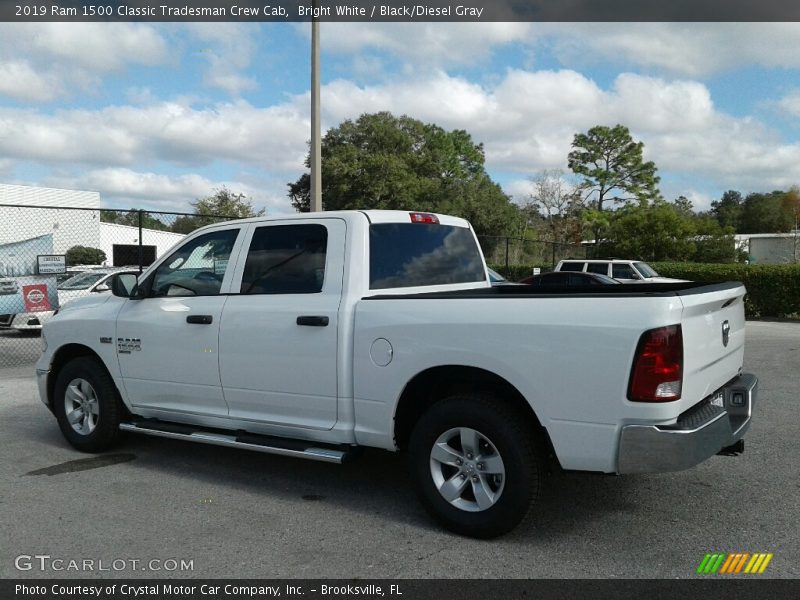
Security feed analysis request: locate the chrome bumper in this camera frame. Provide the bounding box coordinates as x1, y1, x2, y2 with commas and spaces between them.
617, 373, 758, 474
36, 368, 51, 410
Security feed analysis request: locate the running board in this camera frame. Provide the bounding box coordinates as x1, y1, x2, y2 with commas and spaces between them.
119, 421, 353, 464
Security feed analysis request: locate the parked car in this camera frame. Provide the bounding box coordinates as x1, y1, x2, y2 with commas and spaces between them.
0, 268, 136, 332
0, 278, 19, 295
519, 271, 621, 286
57, 268, 138, 306
555, 259, 687, 283
37, 210, 756, 538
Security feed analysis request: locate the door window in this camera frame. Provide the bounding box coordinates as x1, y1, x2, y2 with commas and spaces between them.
150, 228, 239, 297
240, 224, 328, 295
612, 264, 636, 279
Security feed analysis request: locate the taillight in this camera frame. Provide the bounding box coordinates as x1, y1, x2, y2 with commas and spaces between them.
409, 212, 439, 224
628, 325, 683, 402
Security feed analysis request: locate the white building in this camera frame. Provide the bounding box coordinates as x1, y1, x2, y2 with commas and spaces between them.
735, 233, 800, 264
0, 183, 185, 273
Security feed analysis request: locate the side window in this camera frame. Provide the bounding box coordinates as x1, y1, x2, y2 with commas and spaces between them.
586, 262, 609, 275
151, 228, 239, 297
241, 224, 327, 295
612, 264, 636, 279
559, 262, 585, 272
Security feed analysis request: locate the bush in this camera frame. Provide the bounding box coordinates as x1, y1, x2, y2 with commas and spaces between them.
65, 245, 106, 266
652, 262, 800, 319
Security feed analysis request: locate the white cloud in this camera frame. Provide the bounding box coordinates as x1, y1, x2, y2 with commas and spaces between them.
309, 22, 533, 68
185, 23, 258, 95
44, 168, 286, 214
31, 23, 168, 71
309, 23, 800, 78
0, 99, 309, 171
0, 23, 169, 102
537, 23, 800, 77
776, 90, 800, 117
0, 61, 62, 102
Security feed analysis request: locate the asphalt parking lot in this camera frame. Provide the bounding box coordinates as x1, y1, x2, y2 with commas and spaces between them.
0, 321, 797, 579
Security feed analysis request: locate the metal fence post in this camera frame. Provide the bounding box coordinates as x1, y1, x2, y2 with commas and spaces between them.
505, 237, 510, 269
138, 209, 143, 274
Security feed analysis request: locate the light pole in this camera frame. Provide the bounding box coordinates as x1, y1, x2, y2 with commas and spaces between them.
310, 4, 322, 212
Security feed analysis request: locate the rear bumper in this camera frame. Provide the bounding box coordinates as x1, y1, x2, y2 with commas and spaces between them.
617, 373, 758, 474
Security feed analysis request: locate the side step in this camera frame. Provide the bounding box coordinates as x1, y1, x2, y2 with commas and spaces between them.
119, 420, 355, 464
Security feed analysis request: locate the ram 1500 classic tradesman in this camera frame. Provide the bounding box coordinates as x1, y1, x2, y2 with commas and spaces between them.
36, 210, 758, 537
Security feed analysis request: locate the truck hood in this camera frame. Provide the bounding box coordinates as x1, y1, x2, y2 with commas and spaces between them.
57, 292, 112, 313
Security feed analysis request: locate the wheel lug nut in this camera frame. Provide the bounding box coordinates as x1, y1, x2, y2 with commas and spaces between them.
466, 452, 473, 459
456, 458, 463, 466
477, 463, 484, 470
472, 475, 479, 482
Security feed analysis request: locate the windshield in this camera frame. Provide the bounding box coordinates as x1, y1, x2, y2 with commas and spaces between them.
633, 262, 660, 278
57, 271, 107, 290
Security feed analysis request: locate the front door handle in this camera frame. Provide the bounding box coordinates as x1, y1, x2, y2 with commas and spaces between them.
186, 315, 213, 325
296, 315, 329, 327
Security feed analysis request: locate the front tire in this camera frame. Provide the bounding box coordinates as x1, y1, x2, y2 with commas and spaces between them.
53, 356, 123, 452
408, 393, 542, 538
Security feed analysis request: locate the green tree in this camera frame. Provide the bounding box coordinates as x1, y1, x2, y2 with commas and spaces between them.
287, 112, 520, 237
100, 209, 170, 231
710, 190, 743, 230
568, 124, 660, 213
693, 216, 739, 263
740, 191, 792, 233
603, 199, 696, 261
171, 187, 263, 233
65, 245, 106, 266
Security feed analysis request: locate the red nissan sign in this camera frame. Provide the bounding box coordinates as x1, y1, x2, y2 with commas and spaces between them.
22, 284, 52, 313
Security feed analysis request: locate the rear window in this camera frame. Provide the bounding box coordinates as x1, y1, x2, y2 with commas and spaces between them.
559, 262, 585, 272
369, 223, 485, 289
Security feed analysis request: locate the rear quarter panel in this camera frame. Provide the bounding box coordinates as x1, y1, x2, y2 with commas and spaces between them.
352, 285, 747, 472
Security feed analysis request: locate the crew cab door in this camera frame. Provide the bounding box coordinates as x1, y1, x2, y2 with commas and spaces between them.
116, 225, 244, 416
219, 219, 345, 430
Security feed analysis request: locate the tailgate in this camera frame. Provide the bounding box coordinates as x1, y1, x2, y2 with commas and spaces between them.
679, 282, 747, 405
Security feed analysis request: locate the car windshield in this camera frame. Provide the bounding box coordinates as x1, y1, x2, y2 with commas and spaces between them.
633, 262, 660, 278
57, 271, 107, 290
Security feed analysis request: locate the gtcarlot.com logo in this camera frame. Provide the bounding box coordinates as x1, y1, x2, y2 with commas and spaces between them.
697, 552, 773, 574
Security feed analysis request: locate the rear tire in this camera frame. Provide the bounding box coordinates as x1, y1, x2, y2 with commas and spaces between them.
53, 356, 123, 452
408, 393, 542, 538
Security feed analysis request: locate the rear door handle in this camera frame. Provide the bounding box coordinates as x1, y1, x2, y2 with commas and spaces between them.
296, 315, 329, 327
186, 315, 213, 325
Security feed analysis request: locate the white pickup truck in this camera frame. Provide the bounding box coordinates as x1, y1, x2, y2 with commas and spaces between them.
36, 210, 757, 538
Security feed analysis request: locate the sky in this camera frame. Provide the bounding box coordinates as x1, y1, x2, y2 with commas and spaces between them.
2, 22, 800, 215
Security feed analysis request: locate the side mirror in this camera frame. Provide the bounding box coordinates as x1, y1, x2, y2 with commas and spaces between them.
93, 283, 110, 293
110, 273, 140, 299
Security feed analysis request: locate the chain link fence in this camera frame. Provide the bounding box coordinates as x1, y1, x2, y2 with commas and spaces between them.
477, 235, 588, 270
0, 204, 236, 368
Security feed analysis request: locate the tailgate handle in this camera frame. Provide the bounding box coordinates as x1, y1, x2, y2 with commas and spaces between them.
297, 315, 329, 327
186, 315, 213, 325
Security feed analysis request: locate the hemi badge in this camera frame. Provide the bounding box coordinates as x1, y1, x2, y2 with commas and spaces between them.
100, 337, 113, 344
